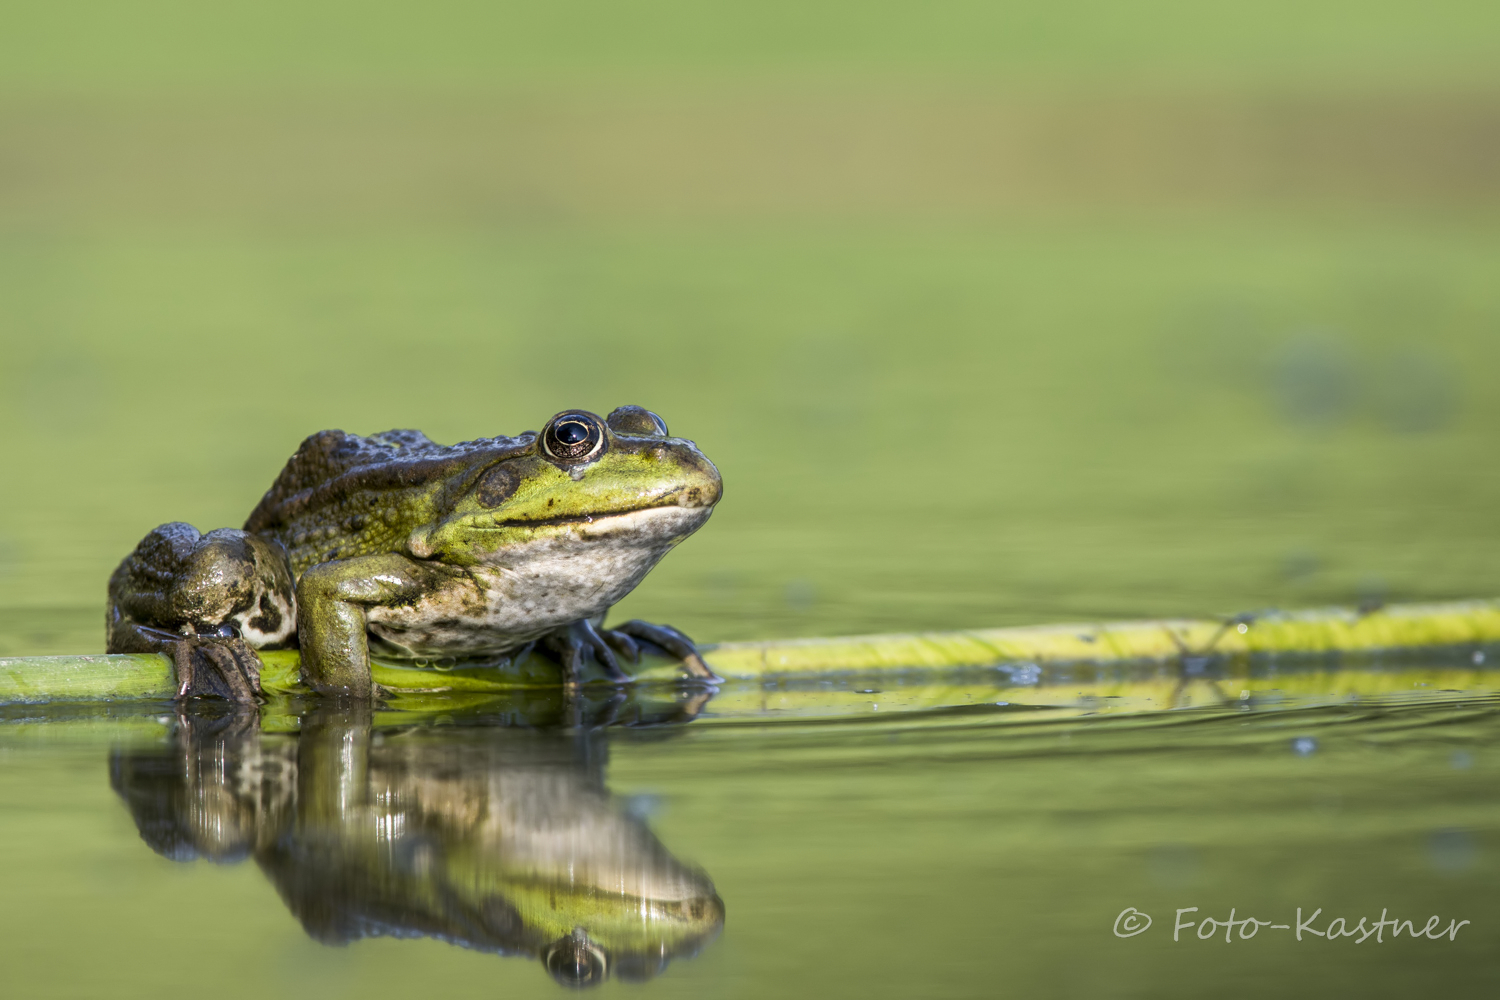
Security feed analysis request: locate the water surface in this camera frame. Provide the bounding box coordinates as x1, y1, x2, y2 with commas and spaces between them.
1, 675, 1496, 998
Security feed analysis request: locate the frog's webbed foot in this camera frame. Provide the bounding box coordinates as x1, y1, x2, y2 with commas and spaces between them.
169, 632, 264, 704
118, 625, 264, 703
603, 620, 722, 683
106, 620, 264, 703
544, 619, 633, 686
544, 619, 721, 686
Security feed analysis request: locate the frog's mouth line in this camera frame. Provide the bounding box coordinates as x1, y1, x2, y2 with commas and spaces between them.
485, 495, 706, 531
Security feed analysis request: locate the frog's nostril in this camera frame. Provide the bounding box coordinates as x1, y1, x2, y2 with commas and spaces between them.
678, 475, 722, 508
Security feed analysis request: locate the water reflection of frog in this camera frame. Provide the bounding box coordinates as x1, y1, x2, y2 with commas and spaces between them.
109, 700, 724, 988
106, 407, 722, 701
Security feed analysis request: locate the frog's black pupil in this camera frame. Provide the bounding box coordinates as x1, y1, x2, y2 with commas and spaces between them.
558, 421, 589, 445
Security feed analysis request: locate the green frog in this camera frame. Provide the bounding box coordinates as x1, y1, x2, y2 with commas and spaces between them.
107, 406, 722, 701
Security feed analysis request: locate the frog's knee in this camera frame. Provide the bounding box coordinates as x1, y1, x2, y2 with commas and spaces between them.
294, 560, 353, 617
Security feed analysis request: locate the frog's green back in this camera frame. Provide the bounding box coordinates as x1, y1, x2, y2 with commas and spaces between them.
245, 428, 534, 576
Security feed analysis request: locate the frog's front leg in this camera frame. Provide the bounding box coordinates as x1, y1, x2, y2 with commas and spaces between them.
543, 619, 635, 686
545, 618, 721, 685
295, 553, 458, 697
602, 620, 721, 682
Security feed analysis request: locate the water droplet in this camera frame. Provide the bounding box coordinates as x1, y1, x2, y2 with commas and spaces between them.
784, 579, 817, 612
999, 662, 1041, 686
1429, 828, 1477, 874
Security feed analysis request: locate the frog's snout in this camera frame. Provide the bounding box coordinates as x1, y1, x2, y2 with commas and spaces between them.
673, 455, 722, 509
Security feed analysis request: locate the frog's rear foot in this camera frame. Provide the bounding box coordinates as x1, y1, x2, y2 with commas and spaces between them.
108, 623, 265, 703
169, 632, 264, 703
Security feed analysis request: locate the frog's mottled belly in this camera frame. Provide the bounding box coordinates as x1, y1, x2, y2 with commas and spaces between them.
363, 506, 709, 658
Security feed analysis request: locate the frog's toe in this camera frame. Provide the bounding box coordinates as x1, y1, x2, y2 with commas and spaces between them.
545, 620, 632, 686
610, 620, 721, 683
600, 628, 642, 664
171, 637, 263, 704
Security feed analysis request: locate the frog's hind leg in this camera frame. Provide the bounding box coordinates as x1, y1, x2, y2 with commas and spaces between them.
107, 523, 297, 703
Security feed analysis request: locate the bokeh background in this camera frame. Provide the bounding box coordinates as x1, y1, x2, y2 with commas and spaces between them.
2, 0, 1499, 654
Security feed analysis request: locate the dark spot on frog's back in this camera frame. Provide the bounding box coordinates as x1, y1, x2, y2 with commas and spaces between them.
475, 465, 521, 508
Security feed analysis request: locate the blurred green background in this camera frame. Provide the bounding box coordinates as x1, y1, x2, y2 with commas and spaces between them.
2, 0, 1499, 652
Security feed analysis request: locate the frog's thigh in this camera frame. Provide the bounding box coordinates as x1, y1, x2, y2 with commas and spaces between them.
296, 553, 451, 697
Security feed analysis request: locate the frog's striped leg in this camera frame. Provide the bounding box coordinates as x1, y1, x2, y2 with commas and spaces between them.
106, 522, 296, 703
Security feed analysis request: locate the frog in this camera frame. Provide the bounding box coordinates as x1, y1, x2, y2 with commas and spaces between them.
107, 406, 722, 702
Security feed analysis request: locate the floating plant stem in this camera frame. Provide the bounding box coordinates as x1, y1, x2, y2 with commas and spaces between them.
1, 598, 1498, 705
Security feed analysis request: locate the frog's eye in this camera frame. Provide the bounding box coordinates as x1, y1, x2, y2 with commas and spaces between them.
606, 405, 669, 437
542, 411, 606, 463
544, 933, 608, 987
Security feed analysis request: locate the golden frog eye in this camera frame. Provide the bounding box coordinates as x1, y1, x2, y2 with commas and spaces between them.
542, 411, 606, 463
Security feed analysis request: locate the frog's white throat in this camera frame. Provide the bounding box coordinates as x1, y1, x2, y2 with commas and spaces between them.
367, 505, 712, 658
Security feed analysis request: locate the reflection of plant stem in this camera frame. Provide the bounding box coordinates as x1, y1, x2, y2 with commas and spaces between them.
1160, 612, 1259, 709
